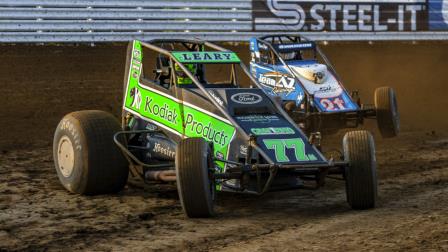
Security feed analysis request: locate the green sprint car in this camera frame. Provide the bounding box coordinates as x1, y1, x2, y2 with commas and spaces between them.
53, 39, 377, 218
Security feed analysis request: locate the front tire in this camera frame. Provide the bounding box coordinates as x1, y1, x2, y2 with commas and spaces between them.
53, 110, 129, 195
343, 130, 377, 209
374, 86, 399, 138
176, 138, 215, 218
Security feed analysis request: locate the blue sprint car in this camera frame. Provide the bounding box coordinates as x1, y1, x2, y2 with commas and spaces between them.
249, 35, 399, 138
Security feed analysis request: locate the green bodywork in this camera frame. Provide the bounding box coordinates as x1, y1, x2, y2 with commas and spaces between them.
262, 138, 318, 163
123, 41, 236, 172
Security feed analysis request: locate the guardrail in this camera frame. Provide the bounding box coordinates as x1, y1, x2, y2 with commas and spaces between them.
0, 0, 447, 42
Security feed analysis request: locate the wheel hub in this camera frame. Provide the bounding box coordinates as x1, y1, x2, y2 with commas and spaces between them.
57, 136, 75, 177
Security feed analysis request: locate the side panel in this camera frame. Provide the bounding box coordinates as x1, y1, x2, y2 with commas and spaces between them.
314, 91, 358, 112
122, 41, 236, 171
250, 62, 306, 106
251, 61, 359, 113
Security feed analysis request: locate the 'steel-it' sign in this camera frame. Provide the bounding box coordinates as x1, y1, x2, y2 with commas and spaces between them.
253, 0, 429, 32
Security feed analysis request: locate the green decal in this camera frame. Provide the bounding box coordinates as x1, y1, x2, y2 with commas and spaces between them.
124, 41, 235, 172
263, 139, 289, 162
263, 138, 311, 163
284, 139, 308, 161
172, 51, 241, 63
251, 127, 294, 136
308, 154, 318, 161
183, 111, 233, 147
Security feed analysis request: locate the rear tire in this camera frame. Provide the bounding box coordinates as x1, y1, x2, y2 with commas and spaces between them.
176, 138, 215, 218
374, 86, 399, 138
53, 110, 129, 195
343, 130, 377, 210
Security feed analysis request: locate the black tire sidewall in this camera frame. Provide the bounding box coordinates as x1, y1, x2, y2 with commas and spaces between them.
176, 138, 214, 217
343, 130, 377, 209
389, 89, 400, 132
375, 87, 400, 137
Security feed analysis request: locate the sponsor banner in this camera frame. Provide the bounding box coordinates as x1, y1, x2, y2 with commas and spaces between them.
429, 0, 448, 30
172, 51, 241, 64
252, 0, 444, 32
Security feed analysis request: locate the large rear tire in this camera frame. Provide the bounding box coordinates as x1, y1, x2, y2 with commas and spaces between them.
343, 130, 377, 210
176, 138, 215, 218
53, 110, 129, 195
374, 86, 399, 138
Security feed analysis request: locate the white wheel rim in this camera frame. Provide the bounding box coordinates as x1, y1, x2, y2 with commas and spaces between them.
57, 136, 75, 177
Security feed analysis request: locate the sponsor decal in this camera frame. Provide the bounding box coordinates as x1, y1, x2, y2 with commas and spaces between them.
251, 127, 295, 135
130, 88, 142, 110
319, 97, 346, 111
263, 138, 318, 163
59, 119, 82, 151
143, 98, 178, 124
145, 123, 158, 131
130, 49, 142, 79
258, 43, 268, 50
184, 113, 229, 147
216, 151, 224, 160
172, 51, 241, 63
258, 71, 295, 94
277, 42, 314, 50
290, 64, 343, 98
208, 90, 224, 106
253, 0, 426, 32
230, 93, 263, 104
236, 115, 280, 124
153, 142, 175, 159
240, 145, 248, 155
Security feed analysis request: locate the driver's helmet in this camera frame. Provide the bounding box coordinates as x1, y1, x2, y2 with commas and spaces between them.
174, 63, 197, 85
279, 51, 297, 61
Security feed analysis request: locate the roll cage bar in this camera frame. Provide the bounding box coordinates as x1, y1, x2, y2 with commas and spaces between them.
148, 39, 238, 87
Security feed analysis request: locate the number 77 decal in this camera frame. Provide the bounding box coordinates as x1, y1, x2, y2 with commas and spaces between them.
263, 138, 318, 162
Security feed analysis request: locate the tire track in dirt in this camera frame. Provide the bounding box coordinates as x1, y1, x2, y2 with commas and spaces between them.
206, 158, 448, 251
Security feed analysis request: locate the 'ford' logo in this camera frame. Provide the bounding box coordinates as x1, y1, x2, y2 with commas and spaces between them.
230, 93, 262, 104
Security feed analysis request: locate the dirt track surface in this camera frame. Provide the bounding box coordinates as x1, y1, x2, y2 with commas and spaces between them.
1, 43, 448, 251
1, 131, 448, 251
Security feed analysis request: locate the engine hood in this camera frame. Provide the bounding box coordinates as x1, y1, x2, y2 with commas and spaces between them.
290, 63, 328, 84
288, 63, 343, 99
203, 88, 326, 165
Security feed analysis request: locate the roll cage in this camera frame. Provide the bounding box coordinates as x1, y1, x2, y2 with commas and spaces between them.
148, 39, 241, 89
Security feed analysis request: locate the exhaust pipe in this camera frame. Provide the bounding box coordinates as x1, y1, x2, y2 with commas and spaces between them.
145, 170, 176, 182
